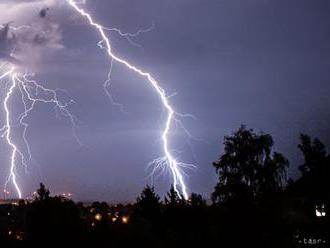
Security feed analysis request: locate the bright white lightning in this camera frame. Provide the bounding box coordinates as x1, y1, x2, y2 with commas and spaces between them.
2, 68, 22, 199
0, 65, 79, 199
67, 0, 193, 199
103, 23, 155, 49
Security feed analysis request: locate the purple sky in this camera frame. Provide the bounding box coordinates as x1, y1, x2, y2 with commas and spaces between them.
1, 0, 330, 202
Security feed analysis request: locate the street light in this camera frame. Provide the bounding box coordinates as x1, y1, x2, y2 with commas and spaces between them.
121, 216, 129, 224
95, 213, 102, 221
315, 204, 326, 217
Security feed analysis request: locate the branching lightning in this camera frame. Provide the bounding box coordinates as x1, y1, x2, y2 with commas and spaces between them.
67, 0, 193, 199
2, 67, 22, 199
0, 1, 194, 200
0, 62, 78, 199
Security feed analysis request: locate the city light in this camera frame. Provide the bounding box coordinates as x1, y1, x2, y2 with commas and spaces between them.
95, 213, 102, 221
315, 204, 326, 217
121, 216, 129, 224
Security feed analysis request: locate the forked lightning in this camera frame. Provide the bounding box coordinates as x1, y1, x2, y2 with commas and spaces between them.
0, 1, 193, 200
67, 0, 192, 199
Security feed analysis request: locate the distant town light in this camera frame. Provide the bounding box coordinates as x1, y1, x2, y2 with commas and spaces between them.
315, 204, 326, 217
95, 213, 102, 221
111, 217, 117, 223
121, 216, 129, 224
60, 192, 73, 198
15, 233, 24, 241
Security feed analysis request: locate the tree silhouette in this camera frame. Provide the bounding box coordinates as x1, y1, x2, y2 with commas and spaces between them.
289, 134, 330, 204
298, 134, 327, 175
190, 193, 206, 208
134, 185, 161, 222
212, 125, 289, 204
258, 152, 289, 196
26, 184, 82, 243
36, 183, 50, 201
164, 185, 184, 207
91, 201, 110, 214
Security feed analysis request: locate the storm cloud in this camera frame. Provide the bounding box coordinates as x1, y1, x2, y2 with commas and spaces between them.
0, 0, 64, 65
39, 8, 50, 18
0, 23, 18, 63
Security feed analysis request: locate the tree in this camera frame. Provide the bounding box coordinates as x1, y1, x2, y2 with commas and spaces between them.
190, 193, 206, 208
258, 152, 289, 195
298, 134, 327, 175
36, 183, 50, 201
134, 185, 161, 221
91, 201, 109, 214
290, 134, 330, 203
212, 126, 289, 204
26, 185, 82, 243
164, 185, 183, 206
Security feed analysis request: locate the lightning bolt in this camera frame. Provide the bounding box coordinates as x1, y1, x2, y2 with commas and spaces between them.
2, 67, 22, 199
0, 62, 79, 199
67, 0, 193, 199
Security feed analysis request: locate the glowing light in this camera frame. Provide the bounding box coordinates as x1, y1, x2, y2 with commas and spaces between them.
315, 204, 326, 217
121, 216, 129, 224
95, 213, 102, 221
3, 190, 10, 197
60, 192, 73, 198
67, 0, 193, 199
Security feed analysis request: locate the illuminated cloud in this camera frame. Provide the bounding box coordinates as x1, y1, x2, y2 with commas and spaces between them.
0, 0, 65, 66
39, 8, 50, 18
0, 24, 19, 63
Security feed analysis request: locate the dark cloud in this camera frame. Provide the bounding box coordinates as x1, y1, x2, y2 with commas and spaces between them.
39, 8, 49, 18
0, 23, 18, 62
1, 0, 43, 3
0, 19, 63, 64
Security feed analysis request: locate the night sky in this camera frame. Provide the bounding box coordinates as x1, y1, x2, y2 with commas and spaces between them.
0, 0, 330, 202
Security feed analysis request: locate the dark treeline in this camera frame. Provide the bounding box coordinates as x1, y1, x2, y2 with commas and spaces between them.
0, 125, 329, 247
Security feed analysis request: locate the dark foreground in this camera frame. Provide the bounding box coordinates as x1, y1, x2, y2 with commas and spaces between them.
0, 184, 328, 248
1, 126, 329, 247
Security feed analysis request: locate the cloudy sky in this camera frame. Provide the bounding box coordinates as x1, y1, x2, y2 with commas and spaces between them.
0, 0, 330, 202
